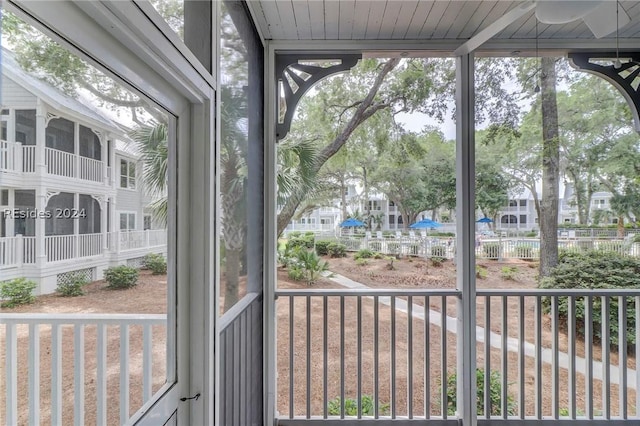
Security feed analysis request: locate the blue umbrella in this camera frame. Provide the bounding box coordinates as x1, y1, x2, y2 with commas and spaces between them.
476, 217, 494, 223
410, 218, 443, 229
340, 218, 365, 227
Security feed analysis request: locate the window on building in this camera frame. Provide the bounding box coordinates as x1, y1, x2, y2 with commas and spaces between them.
1, 190, 8, 205
144, 215, 152, 230
398, 216, 404, 224
15, 109, 36, 146
46, 117, 75, 153
120, 159, 136, 189
389, 214, 395, 224
120, 212, 136, 231
520, 215, 527, 224
1, 119, 6, 141
520, 199, 527, 207
79, 125, 101, 160
389, 200, 395, 207
509, 200, 518, 207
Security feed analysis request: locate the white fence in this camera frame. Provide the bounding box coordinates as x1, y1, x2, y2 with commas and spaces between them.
0, 313, 166, 425
0, 140, 22, 172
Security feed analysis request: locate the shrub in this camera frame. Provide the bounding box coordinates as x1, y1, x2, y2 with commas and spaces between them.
431, 257, 443, 267
294, 250, 330, 285
476, 266, 488, 279
482, 242, 501, 259
287, 265, 305, 281
356, 258, 369, 266
327, 395, 389, 416
444, 368, 515, 416
525, 231, 538, 237
373, 252, 384, 259
514, 245, 533, 259
501, 266, 518, 280
143, 253, 167, 274
633, 234, 640, 243
104, 266, 139, 289
315, 240, 332, 256
56, 274, 87, 297
0, 278, 37, 307
539, 251, 640, 348
327, 243, 347, 258
354, 248, 375, 260
287, 234, 315, 251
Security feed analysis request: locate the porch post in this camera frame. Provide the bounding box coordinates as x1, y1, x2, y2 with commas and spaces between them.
7, 189, 15, 237
455, 53, 477, 425
74, 122, 80, 178
35, 100, 46, 175
101, 198, 108, 253
74, 192, 79, 258
101, 134, 108, 185
35, 187, 47, 267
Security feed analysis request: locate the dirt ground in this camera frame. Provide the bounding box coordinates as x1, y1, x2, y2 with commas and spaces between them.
1, 256, 637, 424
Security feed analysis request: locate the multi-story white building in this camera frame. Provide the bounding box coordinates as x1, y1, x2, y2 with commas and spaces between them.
0, 50, 166, 294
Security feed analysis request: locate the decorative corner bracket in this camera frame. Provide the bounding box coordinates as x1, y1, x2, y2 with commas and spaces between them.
275, 53, 362, 141
568, 52, 640, 133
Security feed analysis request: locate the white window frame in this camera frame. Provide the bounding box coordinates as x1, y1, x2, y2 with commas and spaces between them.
119, 158, 137, 189
6, 1, 217, 424
118, 211, 137, 231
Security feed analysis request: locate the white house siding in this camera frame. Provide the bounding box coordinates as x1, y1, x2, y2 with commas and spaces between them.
1, 77, 37, 108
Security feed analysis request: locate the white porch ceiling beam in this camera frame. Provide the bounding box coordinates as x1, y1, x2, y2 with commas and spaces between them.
453, 1, 536, 56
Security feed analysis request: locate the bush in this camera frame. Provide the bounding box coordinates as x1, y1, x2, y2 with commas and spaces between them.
356, 258, 369, 266
327, 395, 389, 416
327, 243, 347, 258
514, 245, 533, 259
354, 248, 375, 260
0, 278, 37, 307
444, 368, 515, 416
143, 253, 167, 275
287, 265, 305, 281
482, 242, 501, 259
633, 234, 640, 243
431, 257, 443, 267
476, 266, 488, 279
104, 266, 139, 289
315, 240, 332, 256
295, 250, 330, 285
56, 274, 87, 297
501, 266, 518, 280
539, 251, 640, 348
287, 234, 315, 251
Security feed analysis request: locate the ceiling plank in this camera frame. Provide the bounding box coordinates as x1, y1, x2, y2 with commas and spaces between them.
259, 1, 285, 40
307, 0, 325, 40
432, 0, 467, 39
418, 0, 449, 39
377, 1, 403, 39
364, 0, 387, 39
391, 1, 419, 39
247, 1, 272, 40
457, 1, 496, 39
292, 1, 312, 39
351, 0, 371, 39
338, 0, 356, 39
446, 1, 482, 39
324, 0, 340, 40
404, 1, 435, 39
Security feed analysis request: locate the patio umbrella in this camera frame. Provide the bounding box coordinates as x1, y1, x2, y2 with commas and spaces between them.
476, 217, 494, 223
409, 218, 443, 229
339, 218, 365, 227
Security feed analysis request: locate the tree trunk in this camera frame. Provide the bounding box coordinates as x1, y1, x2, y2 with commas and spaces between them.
618, 215, 625, 238
539, 57, 560, 278
223, 248, 241, 312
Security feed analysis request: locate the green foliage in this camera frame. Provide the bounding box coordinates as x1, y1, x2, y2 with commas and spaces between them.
354, 248, 375, 260
0, 278, 37, 307
355, 258, 369, 266
143, 253, 167, 275
315, 240, 332, 256
514, 245, 533, 259
525, 231, 538, 237
327, 395, 389, 416
286, 249, 330, 285
444, 368, 515, 416
104, 266, 139, 289
596, 241, 624, 254
431, 257, 443, 267
287, 234, 315, 251
56, 274, 87, 297
482, 242, 501, 259
633, 235, 640, 243
327, 243, 347, 258
476, 266, 488, 279
287, 265, 305, 281
539, 251, 640, 347
501, 266, 518, 280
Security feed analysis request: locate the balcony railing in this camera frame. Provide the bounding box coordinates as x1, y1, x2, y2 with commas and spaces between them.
0, 313, 166, 425
46, 147, 76, 178
276, 288, 640, 424
0, 140, 22, 172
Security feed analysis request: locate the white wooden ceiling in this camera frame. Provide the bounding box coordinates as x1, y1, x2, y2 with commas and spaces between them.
248, 1, 640, 43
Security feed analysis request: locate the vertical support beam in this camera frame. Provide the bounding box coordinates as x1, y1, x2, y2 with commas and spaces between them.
35, 187, 47, 267
184, 0, 213, 74
35, 100, 46, 175
101, 134, 108, 185
455, 53, 477, 426
74, 122, 80, 178
73, 192, 79, 257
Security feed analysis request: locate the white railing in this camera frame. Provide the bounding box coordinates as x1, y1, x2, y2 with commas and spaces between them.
276, 288, 640, 424
45, 234, 76, 262
0, 313, 166, 426
0, 236, 36, 267
22, 145, 35, 172
79, 155, 103, 182
46, 147, 76, 178
0, 140, 22, 172
147, 229, 167, 247
114, 230, 167, 251
77, 233, 103, 258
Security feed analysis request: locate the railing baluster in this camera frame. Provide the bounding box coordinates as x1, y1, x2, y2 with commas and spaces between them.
143, 324, 153, 402
619, 296, 628, 418
97, 324, 107, 425
323, 296, 328, 418
374, 296, 379, 419
568, 296, 576, 419
289, 296, 294, 419
52, 324, 63, 425
535, 296, 542, 419
602, 296, 611, 419
391, 295, 396, 419
6, 323, 18, 426
552, 296, 559, 418
424, 295, 430, 419
306, 295, 311, 419
518, 296, 525, 419
407, 295, 413, 419
28, 324, 40, 426
120, 324, 130, 424
501, 296, 508, 419
340, 296, 345, 419
585, 296, 593, 419
441, 295, 447, 419
74, 324, 85, 426
485, 295, 491, 419
357, 296, 362, 419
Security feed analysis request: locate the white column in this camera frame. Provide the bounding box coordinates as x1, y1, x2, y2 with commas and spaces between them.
101, 198, 108, 252
7, 189, 15, 236
101, 135, 108, 185
35, 188, 47, 267
455, 53, 477, 425
35, 100, 47, 175
73, 193, 79, 258
74, 122, 80, 178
